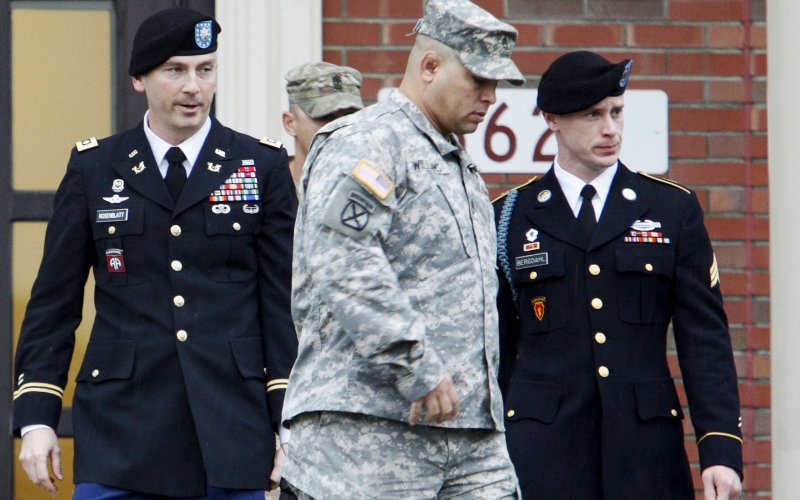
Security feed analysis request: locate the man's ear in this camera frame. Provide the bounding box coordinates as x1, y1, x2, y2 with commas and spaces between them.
282, 111, 297, 137
543, 111, 559, 132
419, 51, 442, 85
131, 75, 146, 94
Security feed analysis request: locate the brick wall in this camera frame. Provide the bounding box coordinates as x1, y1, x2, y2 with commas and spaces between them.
322, 0, 770, 497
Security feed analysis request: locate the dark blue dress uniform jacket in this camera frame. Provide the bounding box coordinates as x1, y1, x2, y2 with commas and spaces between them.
494, 165, 742, 499
12, 118, 298, 496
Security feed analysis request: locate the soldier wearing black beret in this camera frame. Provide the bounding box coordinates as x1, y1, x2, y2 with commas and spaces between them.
13, 7, 297, 498
494, 50, 743, 499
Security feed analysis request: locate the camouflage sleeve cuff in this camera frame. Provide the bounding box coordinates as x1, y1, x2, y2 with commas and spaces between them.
395, 341, 447, 402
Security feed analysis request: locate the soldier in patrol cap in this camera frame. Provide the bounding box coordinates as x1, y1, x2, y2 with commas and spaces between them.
494, 50, 743, 499
281, 0, 523, 497
282, 61, 364, 183
13, 7, 297, 498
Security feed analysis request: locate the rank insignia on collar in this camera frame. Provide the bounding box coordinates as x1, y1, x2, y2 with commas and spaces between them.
215, 148, 226, 158
532, 297, 546, 321
132, 161, 145, 174
622, 188, 637, 201
128, 149, 138, 158
207, 162, 221, 173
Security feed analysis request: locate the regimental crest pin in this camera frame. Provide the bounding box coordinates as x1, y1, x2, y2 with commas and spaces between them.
105, 249, 126, 273
207, 162, 221, 173
532, 297, 546, 321
525, 228, 538, 242
112, 179, 125, 193
132, 161, 145, 174
537, 190, 551, 203
128, 149, 138, 158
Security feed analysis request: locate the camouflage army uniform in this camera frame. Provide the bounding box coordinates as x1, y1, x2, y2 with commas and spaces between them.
281, 89, 517, 498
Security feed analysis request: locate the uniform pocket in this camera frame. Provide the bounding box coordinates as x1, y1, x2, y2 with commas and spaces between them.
76, 340, 136, 383
511, 252, 567, 334
204, 202, 261, 282
504, 379, 563, 424
229, 337, 267, 380
615, 246, 675, 324
91, 205, 144, 286
634, 377, 684, 421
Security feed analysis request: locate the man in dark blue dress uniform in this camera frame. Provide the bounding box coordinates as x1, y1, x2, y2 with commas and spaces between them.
494, 51, 743, 499
13, 8, 297, 498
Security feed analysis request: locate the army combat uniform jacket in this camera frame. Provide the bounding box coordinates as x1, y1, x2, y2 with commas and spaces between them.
13, 118, 298, 496
495, 165, 742, 499
283, 90, 505, 430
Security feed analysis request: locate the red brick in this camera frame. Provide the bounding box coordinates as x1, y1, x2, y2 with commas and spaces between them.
670, 162, 745, 185
323, 50, 343, 65
751, 188, 768, 214
346, 49, 408, 73
752, 163, 768, 186
744, 464, 772, 490
629, 79, 704, 102
750, 25, 767, 49
630, 25, 704, 48
752, 244, 769, 268
668, 0, 744, 21
709, 81, 745, 103
721, 273, 746, 296
752, 134, 767, 159
384, 22, 418, 46
745, 439, 771, 464
709, 25, 745, 48
709, 188, 745, 212
670, 134, 707, 158
713, 245, 745, 267
515, 24, 542, 46
346, 0, 423, 18
512, 51, 573, 75
751, 107, 767, 132
323, 0, 343, 18
481, 173, 508, 184
610, 51, 668, 75
752, 53, 767, 76
488, 187, 506, 200
708, 134, 744, 158
667, 53, 742, 76
705, 216, 748, 240
323, 22, 382, 45
695, 189, 709, 211
359, 76, 386, 102
670, 108, 745, 132
507, 173, 539, 184
470, 0, 504, 17
547, 24, 623, 47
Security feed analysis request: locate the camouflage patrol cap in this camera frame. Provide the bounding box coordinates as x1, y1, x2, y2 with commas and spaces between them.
413, 0, 525, 85
537, 51, 633, 115
285, 62, 364, 119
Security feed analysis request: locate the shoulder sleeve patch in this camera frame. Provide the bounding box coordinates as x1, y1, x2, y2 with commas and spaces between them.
260, 137, 283, 149
75, 137, 98, 152
351, 159, 395, 200
637, 172, 691, 194
492, 175, 538, 204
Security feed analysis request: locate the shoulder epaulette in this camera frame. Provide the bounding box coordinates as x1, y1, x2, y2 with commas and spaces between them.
637, 172, 691, 194
260, 137, 282, 149
492, 175, 538, 204
75, 137, 98, 152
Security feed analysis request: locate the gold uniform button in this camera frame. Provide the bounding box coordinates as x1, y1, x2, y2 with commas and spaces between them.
529, 271, 537, 280
171, 260, 183, 272
232, 222, 242, 231
173, 295, 185, 307
645, 263, 654, 272
595, 332, 606, 344
591, 298, 603, 309
91, 369, 100, 378
176, 330, 188, 342
598, 366, 610, 378
108, 226, 116, 235
589, 264, 601, 276
170, 225, 182, 237
670, 409, 678, 417
507, 410, 515, 418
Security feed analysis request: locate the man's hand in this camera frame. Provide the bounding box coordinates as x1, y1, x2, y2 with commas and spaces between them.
408, 374, 459, 425
19, 427, 62, 494
702, 465, 742, 500
270, 442, 288, 490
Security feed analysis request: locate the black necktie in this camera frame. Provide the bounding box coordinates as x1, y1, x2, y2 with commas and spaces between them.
577, 184, 597, 241
164, 147, 187, 201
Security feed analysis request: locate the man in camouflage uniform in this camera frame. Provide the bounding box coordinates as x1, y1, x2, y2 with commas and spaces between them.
281, 0, 525, 497
282, 62, 364, 184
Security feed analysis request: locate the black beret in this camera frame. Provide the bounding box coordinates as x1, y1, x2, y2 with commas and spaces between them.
537, 51, 633, 115
129, 8, 221, 76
